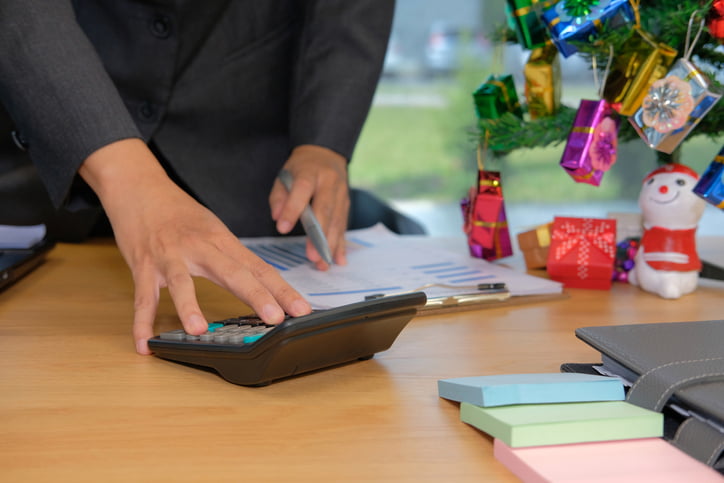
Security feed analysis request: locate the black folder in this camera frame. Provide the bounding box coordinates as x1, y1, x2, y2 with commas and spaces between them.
562, 319, 724, 473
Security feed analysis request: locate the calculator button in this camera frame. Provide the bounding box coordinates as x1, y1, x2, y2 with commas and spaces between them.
159, 329, 186, 341
228, 334, 246, 344
213, 333, 230, 343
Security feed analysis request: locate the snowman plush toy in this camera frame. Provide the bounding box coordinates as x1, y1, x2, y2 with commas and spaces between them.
629, 163, 706, 299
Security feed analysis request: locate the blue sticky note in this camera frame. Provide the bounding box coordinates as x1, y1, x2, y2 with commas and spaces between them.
438, 373, 624, 407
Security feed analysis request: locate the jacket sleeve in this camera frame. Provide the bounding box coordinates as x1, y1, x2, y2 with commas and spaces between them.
0, 0, 141, 207
288, 0, 394, 161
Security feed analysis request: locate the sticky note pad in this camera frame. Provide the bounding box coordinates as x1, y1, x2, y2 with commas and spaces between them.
494, 438, 723, 482
438, 373, 624, 407
461, 400, 662, 447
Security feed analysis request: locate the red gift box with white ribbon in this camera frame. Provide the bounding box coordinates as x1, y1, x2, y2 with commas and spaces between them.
546, 216, 617, 290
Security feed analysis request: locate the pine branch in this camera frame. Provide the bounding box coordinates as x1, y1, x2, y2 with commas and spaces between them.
483, 0, 724, 155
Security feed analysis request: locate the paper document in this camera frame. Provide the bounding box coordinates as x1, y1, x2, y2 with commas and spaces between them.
240, 224, 562, 309
0, 224, 46, 249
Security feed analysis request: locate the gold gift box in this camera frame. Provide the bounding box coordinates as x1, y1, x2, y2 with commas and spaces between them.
524, 45, 561, 119
603, 27, 677, 116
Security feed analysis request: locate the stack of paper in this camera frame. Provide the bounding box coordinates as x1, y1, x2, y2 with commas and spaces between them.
460, 400, 662, 447
438, 373, 624, 407
494, 438, 723, 482
240, 224, 563, 309
438, 373, 721, 481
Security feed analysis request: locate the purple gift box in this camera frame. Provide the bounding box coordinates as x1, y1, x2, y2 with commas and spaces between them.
693, 146, 724, 210
560, 99, 621, 186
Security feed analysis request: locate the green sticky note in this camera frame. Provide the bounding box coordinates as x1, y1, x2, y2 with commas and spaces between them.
461, 400, 662, 447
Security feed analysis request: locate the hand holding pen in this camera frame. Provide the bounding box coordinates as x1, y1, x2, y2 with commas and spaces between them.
269, 145, 349, 269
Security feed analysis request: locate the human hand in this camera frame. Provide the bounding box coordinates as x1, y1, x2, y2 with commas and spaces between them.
79, 139, 312, 354
269, 144, 349, 270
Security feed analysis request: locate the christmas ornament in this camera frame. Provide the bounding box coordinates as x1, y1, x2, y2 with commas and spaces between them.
612, 237, 639, 283
546, 216, 617, 290
693, 145, 724, 210
707, 0, 724, 43
473, 74, 523, 120
628, 164, 706, 299
505, 0, 556, 50
602, 27, 677, 116
541, 0, 635, 57
560, 99, 620, 186
524, 44, 561, 119
630, 15, 723, 154
461, 143, 513, 261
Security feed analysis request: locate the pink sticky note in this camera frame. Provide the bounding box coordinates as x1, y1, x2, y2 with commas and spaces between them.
494, 438, 722, 482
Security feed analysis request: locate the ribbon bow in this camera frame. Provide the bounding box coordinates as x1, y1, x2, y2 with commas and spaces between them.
552, 219, 615, 279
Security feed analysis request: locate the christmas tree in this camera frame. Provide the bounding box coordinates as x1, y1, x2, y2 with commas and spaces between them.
479, 0, 723, 165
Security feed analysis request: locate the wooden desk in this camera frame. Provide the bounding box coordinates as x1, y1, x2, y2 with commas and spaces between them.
2, 241, 723, 482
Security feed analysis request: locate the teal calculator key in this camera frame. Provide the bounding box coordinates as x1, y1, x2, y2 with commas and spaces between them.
243, 333, 266, 344
207, 323, 224, 332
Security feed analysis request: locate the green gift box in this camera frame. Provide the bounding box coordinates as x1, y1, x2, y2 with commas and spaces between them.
505, 0, 555, 50
473, 74, 523, 120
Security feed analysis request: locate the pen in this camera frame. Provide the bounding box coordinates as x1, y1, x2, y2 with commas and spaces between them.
278, 169, 334, 265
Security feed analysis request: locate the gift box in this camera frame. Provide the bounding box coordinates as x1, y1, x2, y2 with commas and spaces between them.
560, 99, 621, 186
630, 58, 723, 154
473, 74, 523, 120
693, 146, 724, 210
542, 0, 635, 58
517, 222, 553, 269
602, 27, 678, 116
461, 170, 513, 261
547, 217, 617, 289
505, 0, 556, 50
524, 45, 561, 119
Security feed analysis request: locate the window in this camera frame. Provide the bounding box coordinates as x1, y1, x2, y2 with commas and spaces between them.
350, 0, 724, 236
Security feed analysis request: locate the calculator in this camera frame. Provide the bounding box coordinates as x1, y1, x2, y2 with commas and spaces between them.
148, 292, 427, 386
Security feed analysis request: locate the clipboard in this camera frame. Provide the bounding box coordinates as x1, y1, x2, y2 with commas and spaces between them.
365, 282, 568, 315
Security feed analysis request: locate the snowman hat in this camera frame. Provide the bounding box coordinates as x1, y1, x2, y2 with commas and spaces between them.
643, 163, 699, 184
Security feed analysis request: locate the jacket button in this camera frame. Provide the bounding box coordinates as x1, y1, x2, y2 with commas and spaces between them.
139, 101, 156, 121
11, 130, 28, 151
149, 14, 171, 39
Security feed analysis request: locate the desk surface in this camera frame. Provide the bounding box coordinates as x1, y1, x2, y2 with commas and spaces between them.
2, 240, 723, 482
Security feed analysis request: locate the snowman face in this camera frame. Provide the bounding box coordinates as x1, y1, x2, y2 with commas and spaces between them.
639, 171, 706, 229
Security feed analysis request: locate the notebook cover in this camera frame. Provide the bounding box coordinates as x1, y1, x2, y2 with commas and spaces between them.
460, 400, 662, 447
494, 438, 724, 482
574, 320, 724, 426
438, 373, 624, 407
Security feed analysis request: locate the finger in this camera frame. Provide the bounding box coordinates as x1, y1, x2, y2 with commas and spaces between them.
248, 258, 312, 317
196, 246, 308, 321
276, 172, 315, 234
268, 179, 287, 222
325, 189, 349, 266
164, 260, 208, 336
213, 244, 312, 323
132, 266, 161, 355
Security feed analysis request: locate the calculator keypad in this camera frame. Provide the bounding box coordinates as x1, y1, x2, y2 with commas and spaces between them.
158, 317, 276, 345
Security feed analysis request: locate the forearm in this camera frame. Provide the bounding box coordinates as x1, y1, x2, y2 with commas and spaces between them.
79, 139, 169, 211
0, 0, 141, 207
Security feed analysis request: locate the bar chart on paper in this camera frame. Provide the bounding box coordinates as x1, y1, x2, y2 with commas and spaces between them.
241, 224, 562, 309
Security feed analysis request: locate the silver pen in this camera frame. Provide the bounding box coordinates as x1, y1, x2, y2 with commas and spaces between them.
278, 169, 334, 265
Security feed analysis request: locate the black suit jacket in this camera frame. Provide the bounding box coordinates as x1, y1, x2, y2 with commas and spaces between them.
0, 0, 393, 237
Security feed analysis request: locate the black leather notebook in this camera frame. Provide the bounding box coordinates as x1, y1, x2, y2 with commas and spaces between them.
563, 320, 724, 472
